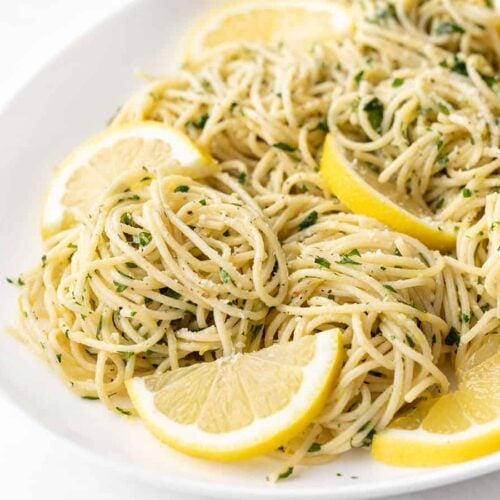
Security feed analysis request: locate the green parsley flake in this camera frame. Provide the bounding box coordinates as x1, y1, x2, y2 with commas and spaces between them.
462, 188, 472, 198
160, 287, 182, 300
273, 142, 296, 152
363, 97, 384, 132
405, 334, 416, 348
354, 70, 364, 85
308, 442, 322, 453
189, 112, 209, 129
316, 119, 329, 132
314, 256, 331, 269
132, 231, 152, 247
437, 102, 450, 115
299, 211, 318, 230
436, 22, 465, 35
445, 326, 461, 346
383, 284, 397, 293
392, 78, 404, 87
238, 172, 247, 184
116, 407, 132, 416
114, 281, 128, 293
174, 185, 189, 193
277, 467, 294, 480
120, 212, 134, 226
437, 154, 449, 164
220, 269, 232, 283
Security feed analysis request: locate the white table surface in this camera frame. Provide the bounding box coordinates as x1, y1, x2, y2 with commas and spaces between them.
0, 1, 499, 499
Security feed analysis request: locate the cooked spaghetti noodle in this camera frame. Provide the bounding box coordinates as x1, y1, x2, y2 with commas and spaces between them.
12, 0, 500, 475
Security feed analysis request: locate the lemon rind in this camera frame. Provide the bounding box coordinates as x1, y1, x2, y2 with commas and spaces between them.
320, 134, 456, 252
126, 329, 342, 461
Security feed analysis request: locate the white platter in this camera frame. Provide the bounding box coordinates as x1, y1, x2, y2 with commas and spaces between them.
0, 0, 498, 498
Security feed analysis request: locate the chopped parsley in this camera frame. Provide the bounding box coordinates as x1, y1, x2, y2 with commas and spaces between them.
383, 284, 397, 293
314, 256, 331, 269
220, 269, 232, 284
363, 97, 384, 132
160, 287, 181, 300
6, 276, 25, 286
436, 22, 465, 35
273, 142, 296, 152
437, 102, 450, 115
238, 171, 247, 184
41, 255, 47, 267
199, 199, 207, 206
337, 249, 362, 265
370, 3, 397, 22
125, 262, 138, 268
437, 154, 449, 164
120, 212, 134, 226
462, 187, 472, 198
481, 74, 498, 89
81, 396, 99, 401
392, 78, 404, 87
189, 112, 209, 129
445, 326, 461, 346
405, 334, 416, 348
116, 407, 132, 416
56, 354, 62, 363
114, 281, 128, 293
121, 352, 134, 360
461, 313, 471, 323
174, 185, 189, 193
132, 231, 152, 247
361, 429, 376, 447
308, 442, 322, 453
316, 118, 329, 132
436, 139, 443, 150
450, 56, 468, 76
277, 467, 294, 480
354, 70, 364, 85
299, 211, 318, 230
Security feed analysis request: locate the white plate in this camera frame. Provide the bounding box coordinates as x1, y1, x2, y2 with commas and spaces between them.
0, 0, 498, 498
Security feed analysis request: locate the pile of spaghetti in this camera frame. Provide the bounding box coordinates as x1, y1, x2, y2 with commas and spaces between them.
15, 0, 500, 466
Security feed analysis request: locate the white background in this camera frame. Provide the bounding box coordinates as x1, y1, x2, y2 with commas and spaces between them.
0, 1, 498, 499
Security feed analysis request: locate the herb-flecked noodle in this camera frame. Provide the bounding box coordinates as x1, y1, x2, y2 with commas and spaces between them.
13, 0, 500, 475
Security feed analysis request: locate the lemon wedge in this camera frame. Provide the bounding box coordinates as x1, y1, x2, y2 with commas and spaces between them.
371, 347, 500, 466
42, 122, 216, 238
126, 329, 343, 461
184, 0, 354, 63
320, 134, 456, 251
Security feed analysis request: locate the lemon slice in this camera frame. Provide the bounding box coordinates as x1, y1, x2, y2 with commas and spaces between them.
371, 348, 500, 466
42, 122, 216, 238
320, 134, 456, 251
126, 329, 343, 461
184, 0, 354, 63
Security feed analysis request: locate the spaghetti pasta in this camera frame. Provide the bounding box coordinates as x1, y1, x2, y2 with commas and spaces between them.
12, 0, 500, 473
